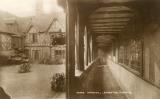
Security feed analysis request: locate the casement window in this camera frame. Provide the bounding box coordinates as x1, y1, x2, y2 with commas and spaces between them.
118, 38, 143, 75
32, 33, 38, 43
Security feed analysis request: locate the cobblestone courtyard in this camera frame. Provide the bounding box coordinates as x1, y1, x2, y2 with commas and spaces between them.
0, 64, 66, 99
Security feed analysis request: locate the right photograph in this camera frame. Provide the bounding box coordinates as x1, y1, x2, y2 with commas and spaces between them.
59, 0, 160, 99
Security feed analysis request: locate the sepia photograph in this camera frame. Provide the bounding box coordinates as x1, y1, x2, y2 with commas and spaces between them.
0, 0, 66, 99
0, 0, 160, 99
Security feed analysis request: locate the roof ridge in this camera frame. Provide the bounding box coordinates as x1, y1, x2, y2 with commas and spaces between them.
45, 18, 57, 33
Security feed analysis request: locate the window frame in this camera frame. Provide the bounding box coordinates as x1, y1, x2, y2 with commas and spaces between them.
118, 38, 143, 76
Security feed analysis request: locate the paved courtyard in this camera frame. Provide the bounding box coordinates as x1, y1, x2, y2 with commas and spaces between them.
0, 64, 66, 99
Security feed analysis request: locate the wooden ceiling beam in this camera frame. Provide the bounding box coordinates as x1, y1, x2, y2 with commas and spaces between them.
97, 42, 112, 44
96, 38, 113, 41
97, 41, 112, 43
89, 25, 125, 29
92, 29, 122, 32
71, 0, 136, 4
89, 18, 130, 23
97, 45, 112, 49
96, 39, 114, 42
90, 17, 133, 20
90, 22, 127, 26
97, 36, 114, 39
94, 33, 118, 37
94, 10, 133, 14
93, 32, 120, 34
97, 35, 114, 37
95, 6, 132, 12
97, 45, 112, 47
96, 41, 112, 43
92, 28, 123, 31
97, 44, 112, 47
90, 22, 128, 25
91, 26, 125, 30
96, 41, 113, 43
96, 39, 113, 41
90, 13, 134, 19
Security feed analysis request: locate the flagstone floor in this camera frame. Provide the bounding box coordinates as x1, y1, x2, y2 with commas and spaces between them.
0, 64, 66, 99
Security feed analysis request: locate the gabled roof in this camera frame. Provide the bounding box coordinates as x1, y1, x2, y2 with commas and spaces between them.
46, 18, 58, 33
24, 12, 66, 34
0, 23, 10, 33
0, 10, 66, 36
28, 25, 39, 33
24, 15, 55, 33
0, 10, 17, 34
16, 17, 34, 33
48, 19, 65, 33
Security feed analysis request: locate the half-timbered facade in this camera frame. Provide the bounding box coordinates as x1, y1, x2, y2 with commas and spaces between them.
0, 17, 23, 65
25, 17, 65, 63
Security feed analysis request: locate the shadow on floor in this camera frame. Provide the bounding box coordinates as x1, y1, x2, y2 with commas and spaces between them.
75, 61, 128, 99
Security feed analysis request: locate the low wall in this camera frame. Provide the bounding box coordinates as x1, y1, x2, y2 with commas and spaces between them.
107, 60, 160, 99
78, 58, 100, 88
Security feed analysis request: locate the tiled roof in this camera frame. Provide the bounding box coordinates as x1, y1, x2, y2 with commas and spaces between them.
0, 10, 16, 34
18, 12, 66, 33
0, 10, 66, 35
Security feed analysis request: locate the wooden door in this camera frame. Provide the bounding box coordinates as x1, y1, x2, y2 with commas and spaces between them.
33, 50, 40, 62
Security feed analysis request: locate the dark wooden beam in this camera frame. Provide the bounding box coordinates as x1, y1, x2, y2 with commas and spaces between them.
78, 19, 85, 71
98, 44, 112, 49
97, 41, 113, 43
90, 22, 128, 25
95, 6, 132, 12
93, 32, 120, 34
90, 22, 127, 26
96, 38, 113, 41
96, 35, 115, 38
92, 29, 122, 32
94, 10, 133, 15
90, 13, 134, 19
96, 39, 113, 42
90, 25, 125, 28
94, 33, 118, 36
90, 18, 130, 23
66, 3, 76, 99
96, 41, 112, 44
70, 0, 137, 4
97, 44, 112, 47
91, 26, 125, 30
97, 43, 112, 45
89, 17, 133, 20
92, 28, 123, 31
96, 38, 113, 40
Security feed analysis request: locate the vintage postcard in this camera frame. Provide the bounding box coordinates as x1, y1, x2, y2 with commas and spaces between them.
0, 0, 160, 99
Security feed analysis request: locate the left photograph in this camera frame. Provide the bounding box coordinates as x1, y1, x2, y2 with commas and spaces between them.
0, 0, 66, 99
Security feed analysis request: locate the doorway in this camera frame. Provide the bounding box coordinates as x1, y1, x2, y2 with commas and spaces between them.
33, 50, 40, 62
